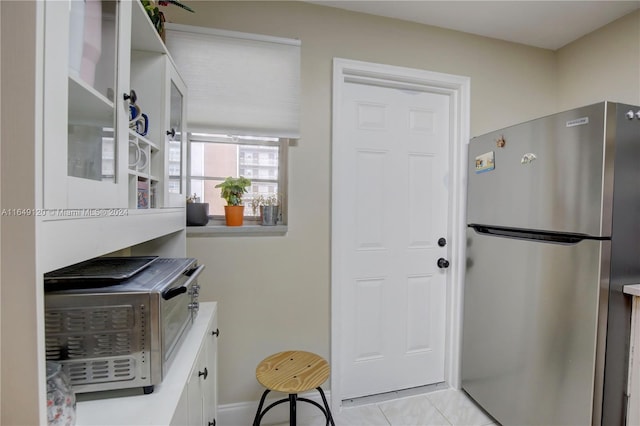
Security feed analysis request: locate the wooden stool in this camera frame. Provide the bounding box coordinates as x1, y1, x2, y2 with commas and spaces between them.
253, 350, 335, 426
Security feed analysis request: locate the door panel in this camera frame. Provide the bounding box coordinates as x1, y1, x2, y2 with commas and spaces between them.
337, 81, 450, 399
462, 227, 605, 425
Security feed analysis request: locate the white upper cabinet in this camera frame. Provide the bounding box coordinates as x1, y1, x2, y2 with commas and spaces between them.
38, 0, 188, 272
42, 0, 186, 212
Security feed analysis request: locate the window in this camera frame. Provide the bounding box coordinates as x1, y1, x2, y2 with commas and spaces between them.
188, 133, 287, 222
165, 25, 300, 229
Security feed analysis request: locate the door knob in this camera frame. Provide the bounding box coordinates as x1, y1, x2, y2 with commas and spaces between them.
437, 258, 450, 269
123, 89, 137, 104
438, 237, 447, 247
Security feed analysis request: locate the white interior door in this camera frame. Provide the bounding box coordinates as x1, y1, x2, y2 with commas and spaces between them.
334, 80, 451, 400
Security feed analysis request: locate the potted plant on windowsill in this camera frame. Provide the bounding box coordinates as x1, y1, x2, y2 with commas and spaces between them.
186, 193, 209, 226
215, 176, 251, 226
251, 194, 280, 226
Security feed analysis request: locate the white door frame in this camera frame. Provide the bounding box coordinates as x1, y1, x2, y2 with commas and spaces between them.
331, 58, 470, 410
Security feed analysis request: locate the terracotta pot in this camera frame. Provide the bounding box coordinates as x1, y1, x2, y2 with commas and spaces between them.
224, 205, 244, 226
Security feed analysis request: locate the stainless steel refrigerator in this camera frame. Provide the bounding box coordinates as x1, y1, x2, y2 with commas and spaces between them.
462, 102, 640, 425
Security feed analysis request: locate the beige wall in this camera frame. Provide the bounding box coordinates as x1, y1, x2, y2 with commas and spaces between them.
169, 1, 560, 405
170, 0, 639, 409
557, 10, 640, 110
1, 1, 41, 424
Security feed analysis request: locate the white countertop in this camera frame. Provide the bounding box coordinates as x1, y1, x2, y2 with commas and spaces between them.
624, 285, 640, 297
76, 302, 217, 426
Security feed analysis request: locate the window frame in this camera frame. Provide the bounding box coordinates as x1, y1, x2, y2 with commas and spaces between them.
186, 132, 289, 225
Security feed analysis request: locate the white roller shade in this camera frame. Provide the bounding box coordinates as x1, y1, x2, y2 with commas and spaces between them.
165, 24, 301, 138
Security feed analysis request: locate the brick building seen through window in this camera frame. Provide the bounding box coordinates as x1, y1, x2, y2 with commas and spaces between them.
188, 134, 283, 219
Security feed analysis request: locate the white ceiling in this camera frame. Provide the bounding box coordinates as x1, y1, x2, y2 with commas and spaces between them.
308, 1, 640, 50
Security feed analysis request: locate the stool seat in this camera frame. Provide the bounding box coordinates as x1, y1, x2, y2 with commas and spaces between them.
253, 350, 335, 426
256, 350, 329, 393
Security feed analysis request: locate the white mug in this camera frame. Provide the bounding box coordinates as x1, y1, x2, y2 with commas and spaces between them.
128, 141, 148, 171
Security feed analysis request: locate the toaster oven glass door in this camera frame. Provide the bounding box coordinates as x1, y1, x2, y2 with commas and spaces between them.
161, 265, 204, 364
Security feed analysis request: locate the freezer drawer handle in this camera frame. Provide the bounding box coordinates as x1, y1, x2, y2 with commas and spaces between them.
468, 224, 608, 244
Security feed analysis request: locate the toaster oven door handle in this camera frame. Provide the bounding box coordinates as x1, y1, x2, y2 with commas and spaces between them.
161, 264, 206, 300
162, 285, 187, 300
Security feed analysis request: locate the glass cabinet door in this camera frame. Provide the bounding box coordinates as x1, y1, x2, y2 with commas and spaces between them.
165, 62, 188, 207
67, 0, 117, 183
43, 0, 128, 210
168, 80, 183, 194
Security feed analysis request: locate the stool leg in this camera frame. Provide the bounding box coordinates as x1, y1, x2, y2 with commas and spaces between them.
253, 389, 271, 426
316, 387, 335, 426
289, 393, 297, 426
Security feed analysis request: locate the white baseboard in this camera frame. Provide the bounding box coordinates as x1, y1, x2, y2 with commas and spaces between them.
218, 390, 332, 426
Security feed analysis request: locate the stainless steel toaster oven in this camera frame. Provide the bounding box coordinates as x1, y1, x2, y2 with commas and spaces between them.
44, 257, 204, 394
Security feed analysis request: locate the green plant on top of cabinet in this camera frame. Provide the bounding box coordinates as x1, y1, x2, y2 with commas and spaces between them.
141, 0, 195, 41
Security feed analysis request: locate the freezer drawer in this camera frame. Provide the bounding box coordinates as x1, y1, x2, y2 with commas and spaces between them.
462, 227, 608, 425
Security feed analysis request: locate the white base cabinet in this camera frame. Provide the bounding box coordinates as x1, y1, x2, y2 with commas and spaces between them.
180, 304, 218, 426
76, 302, 218, 426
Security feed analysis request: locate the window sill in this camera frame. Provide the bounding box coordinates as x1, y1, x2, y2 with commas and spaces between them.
186, 220, 288, 237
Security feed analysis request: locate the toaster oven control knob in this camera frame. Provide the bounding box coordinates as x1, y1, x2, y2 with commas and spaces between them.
191, 284, 201, 295
188, 301, 200, 311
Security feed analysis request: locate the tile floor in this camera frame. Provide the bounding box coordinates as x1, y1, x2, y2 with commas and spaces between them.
270, 389, 498, 426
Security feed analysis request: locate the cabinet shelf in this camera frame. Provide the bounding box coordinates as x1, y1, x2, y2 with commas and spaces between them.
128, 129, 159, 151
68, 75, 114, 127
127, 170, 159, 181
127, 169, 153, 178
